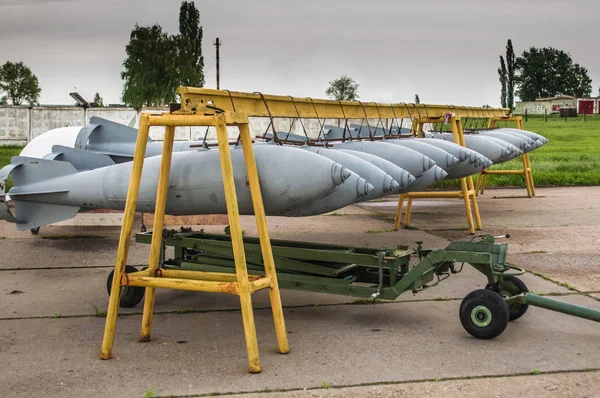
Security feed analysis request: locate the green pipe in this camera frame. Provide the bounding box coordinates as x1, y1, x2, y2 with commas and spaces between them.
517, 293, 600, 322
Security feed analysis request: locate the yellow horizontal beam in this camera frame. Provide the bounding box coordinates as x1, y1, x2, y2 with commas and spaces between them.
177, 87, 509, 120
404, 191, 472, 199
157, 269, 263, 283
250, 277, 272, 293
146, 112, 248, 127
126, 275, 240, 295
483, 170, 525, 175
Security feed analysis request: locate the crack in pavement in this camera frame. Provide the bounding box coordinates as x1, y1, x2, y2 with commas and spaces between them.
158, 368, 600, 397
1, 290, 595, 321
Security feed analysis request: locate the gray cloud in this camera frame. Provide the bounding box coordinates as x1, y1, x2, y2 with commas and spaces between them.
0, 0, 598, 106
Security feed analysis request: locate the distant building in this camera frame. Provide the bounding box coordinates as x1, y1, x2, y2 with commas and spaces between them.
515, 95, 599, 115
515, 96, 576, 115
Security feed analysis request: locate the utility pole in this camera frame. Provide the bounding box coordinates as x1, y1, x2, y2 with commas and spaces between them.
214, 37, 221, 90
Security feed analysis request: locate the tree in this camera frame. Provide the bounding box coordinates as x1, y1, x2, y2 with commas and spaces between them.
414, 94, 420, 104
506, 39, 516, 110
0, 96, 7, 106
498, 56, 508, 108
0, 61, 41, 105
515, 47, 592, 101
178, 1, 204, 87
325, 75, 359, 101
121, 24, 179, 110
121, 2, 205, 110
92, 92, 104, 107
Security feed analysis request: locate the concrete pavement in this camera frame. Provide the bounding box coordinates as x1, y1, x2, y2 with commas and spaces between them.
0, 187, 599, 397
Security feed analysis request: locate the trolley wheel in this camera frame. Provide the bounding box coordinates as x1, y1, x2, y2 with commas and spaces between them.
30, 227, 40, 235
106, 265, 145, 308
460, 289, 509, 339
497, 275, 529, 321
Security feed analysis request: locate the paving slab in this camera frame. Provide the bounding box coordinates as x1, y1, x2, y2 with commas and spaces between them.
230, 371, 600, 398
1, 295, 598, 398
1, 264, 571, 319
0, 238, 150, 270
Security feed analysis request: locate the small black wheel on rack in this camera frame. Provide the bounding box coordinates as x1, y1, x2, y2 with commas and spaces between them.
30, 227, 40, 235
495, 275, 529, 321
459, 289, 509, 339
106, 265, 145, 308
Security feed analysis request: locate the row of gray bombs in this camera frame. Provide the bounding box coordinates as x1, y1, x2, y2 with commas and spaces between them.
322, 123, 548, 164
0, 117, 547, 231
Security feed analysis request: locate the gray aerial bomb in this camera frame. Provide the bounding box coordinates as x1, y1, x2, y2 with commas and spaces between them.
382, 139, 459, 171
475, 131, 534, 153
494, 128, 548, 145
335, 149, 415, 192
435, 133, 519, 164
331, 123, 460, 171
404, 165, 448, 191
304, 146, 399, 200
329, 141, 444, 189
0, 145, 351, 230
281, 169, 374, 216
487, 129, 544, 150
408, 137, 472, 164
329, 141, 435, 177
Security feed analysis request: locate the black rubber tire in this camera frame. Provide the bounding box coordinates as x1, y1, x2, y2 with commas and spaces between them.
106, 265, 145, 308
30, 227, 40, 235
498, 275, 529, 321
459, 289, 510, 339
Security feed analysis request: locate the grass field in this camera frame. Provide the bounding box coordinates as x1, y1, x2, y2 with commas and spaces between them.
0, 114, 598, 190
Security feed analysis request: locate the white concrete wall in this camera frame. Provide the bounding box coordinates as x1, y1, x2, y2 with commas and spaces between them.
0, 104, 412, 146
0, 106, 30, 145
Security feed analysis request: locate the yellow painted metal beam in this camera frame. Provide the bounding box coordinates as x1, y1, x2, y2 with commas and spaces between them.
127, 275, 240, 295
177, 87, 509, 120
250, 277, 272, 293
156, 269, 263, 282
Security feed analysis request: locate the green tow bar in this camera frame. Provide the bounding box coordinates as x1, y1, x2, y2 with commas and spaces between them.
513, 293, 600, 323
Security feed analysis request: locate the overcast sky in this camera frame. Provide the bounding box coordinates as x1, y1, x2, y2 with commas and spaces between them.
1, 0, 598, 106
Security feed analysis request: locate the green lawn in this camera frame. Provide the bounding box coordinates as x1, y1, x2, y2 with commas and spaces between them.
0, 145, 23, 191
0, 145, 23, 169
1, 114, 598, 190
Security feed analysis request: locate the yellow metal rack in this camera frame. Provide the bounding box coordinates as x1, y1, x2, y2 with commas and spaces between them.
476, 116, 535, 197
393, 115, 482, 234
100, 103, 289, 373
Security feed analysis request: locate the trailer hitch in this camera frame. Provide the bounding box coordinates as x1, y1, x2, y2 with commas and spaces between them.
507, 293, 600, 323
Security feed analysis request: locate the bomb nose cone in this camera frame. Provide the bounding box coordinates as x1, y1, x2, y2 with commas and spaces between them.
423, 156, 436, 170
406, 172, 416, 186
383, 174, 400, 193
446, 153, 459, 168
483, 158, 493, 168
357, 178, 375, 198
331, 163, 351, 185
434, 166, 448, 181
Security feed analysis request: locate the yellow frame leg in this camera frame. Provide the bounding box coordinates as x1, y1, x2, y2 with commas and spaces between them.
524, 153, 536, 197
215, 115, 261, 373
404, 198, 413, 227
460, 177, 475, 234
140, 125, 176, 342
238, 123, 289, 355
467, 175, 482, 230
393, 194, 405, 231
101, 114, 151, 360
475, 172, 483, 197
521, 154, 533, 198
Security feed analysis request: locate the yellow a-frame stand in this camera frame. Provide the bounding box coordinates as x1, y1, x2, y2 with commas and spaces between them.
476, 116, 535, 197
393, 115, 482, 234
100, 105, 289, 373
